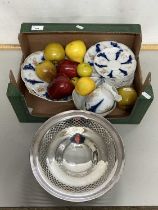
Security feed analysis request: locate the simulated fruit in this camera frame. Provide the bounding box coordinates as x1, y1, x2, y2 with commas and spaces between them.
77, 63, 93, 77
71, 77, 79, 86
57, 59, 79, 78
65, 40, 86, 63
47, 75, 74, 99
44, 42, 65, 61
117, 87, 137, 110
75, 77, 96, 96
35, 60, 56, 83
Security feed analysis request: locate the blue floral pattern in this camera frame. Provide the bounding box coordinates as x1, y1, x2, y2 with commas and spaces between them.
84, 41, 136, 88
21, 51, 72, 102
94, 47, 136, 83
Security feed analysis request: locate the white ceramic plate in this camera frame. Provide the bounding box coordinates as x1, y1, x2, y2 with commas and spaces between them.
84, 41, 135, 77
93, 47, 136, 87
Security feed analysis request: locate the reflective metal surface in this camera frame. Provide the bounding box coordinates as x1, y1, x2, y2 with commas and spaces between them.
30, 110, 125, 202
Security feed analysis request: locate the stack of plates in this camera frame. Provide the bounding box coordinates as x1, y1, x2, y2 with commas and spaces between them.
84, 41, 136, 88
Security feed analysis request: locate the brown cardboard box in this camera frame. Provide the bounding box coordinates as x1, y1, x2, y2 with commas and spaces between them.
7, 23, 153, 123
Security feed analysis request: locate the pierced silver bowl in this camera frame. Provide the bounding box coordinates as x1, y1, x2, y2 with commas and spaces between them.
30, 110, 125, 202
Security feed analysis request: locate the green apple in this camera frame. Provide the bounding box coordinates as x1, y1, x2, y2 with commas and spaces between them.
35, 60, 56, 83
77, 63, 92, 77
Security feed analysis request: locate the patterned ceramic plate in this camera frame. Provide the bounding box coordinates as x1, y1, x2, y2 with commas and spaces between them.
91, 74, 135, 89
93, 47, 136, 87
84, 41, 135, 77
21, 51, 72, 102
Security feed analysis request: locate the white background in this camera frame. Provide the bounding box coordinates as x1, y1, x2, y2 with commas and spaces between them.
0, 0, 158, 44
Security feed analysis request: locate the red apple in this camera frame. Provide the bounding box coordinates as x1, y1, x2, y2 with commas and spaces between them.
57, 59, 79, 78
47, 74, 74, 99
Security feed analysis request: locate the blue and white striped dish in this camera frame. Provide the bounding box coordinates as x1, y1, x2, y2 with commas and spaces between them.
21, 51, 72, 102
84, 41, 135, 77
94, 47, 136, 88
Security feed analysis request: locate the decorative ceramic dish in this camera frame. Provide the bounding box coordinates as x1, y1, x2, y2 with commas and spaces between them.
21, 51, 72, 102
84, 41, 135, 77
94, 47, 136, 87
72, 83, 121, 116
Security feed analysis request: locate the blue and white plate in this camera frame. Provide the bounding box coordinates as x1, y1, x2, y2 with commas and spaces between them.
93, 47, 136, 88
84, 41, 135, 77
21, 51, 72, 102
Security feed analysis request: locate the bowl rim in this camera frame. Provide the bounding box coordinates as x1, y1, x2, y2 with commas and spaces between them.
30, 110, 125, 202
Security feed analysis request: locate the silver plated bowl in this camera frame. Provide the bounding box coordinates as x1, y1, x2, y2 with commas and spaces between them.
30, 110, 125, 202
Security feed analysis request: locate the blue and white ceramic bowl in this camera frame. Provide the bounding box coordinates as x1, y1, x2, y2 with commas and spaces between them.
84, 41, 135, 78
72, 83, 122, 116
21, 51, 72, 102
94, 47, 136, 88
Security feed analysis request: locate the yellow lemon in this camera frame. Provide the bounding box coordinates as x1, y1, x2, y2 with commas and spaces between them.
65, 40, 86, 63
35, 60, 56, 83
75, 77, 96, 96
44, 42, 65, 61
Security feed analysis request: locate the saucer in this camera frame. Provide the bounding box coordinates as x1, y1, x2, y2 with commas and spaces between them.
84, 41, 135, 77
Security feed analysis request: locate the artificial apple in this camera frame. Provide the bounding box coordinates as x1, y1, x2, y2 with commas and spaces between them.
44, 42, 65, 61
47, 74, 74, 99
77, 63, 92, 77
57, 59, 79, 78
35, 60, 56, 83
117, 87, 137, 110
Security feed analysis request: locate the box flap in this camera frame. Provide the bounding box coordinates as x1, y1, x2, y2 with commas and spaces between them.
9, 70, 18, 87
20, 23, 141, 34
142, 72, 151, 90
19, 23, 142, 58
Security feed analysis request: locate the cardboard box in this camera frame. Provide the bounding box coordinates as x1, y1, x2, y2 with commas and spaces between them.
7, 23, 154, 123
